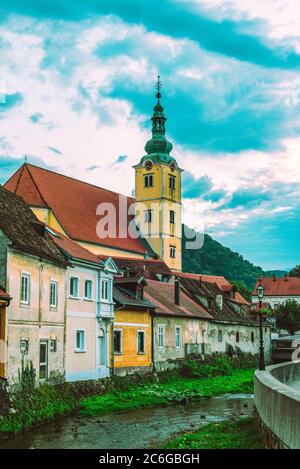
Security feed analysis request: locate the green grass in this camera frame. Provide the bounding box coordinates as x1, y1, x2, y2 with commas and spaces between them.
80, 369, 254, 416
164, 417, 263, 449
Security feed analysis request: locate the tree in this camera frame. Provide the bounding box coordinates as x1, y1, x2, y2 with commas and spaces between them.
289, 265, 300, 278
274, 300, 300, 335
230, 280, 252, 303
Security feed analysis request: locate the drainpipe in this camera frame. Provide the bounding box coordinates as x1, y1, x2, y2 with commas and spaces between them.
175, 277, 180, 306
151, 311, 155, 372
38, 263, 44, 328
111, 319, 115, 377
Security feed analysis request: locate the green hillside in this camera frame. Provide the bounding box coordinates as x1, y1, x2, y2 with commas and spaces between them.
182, 225, 264, 290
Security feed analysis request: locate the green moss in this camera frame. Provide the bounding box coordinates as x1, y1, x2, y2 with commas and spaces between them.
164, 417, 263, 449
80, 369, 254, 416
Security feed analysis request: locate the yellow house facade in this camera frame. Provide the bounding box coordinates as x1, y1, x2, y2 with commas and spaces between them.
112, 277, 155, 375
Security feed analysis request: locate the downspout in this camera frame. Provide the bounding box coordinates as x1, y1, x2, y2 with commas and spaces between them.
151, 311, 155, 372
111, 320, 115, 377
63, 266, 68, 382
38, 263, 44, 328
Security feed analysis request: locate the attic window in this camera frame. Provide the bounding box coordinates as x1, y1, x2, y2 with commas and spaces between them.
45, 226, 61, 238
216, 294, 223, 310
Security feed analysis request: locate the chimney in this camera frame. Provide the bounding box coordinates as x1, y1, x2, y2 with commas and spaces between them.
284, 273, 288, 281
272, 274, 276, 282
175, 277, 180, 306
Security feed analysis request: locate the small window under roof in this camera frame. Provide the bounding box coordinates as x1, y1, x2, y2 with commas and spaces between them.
45, 226, 61, 238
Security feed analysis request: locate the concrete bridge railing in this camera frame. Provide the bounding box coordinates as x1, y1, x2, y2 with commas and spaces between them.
254, 361, 300, 449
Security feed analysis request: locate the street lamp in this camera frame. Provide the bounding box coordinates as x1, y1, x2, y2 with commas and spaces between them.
256, 278, 265, 371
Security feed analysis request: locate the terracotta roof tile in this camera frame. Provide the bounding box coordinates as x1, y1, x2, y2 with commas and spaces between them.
144, 279, 213, 320
5, 164, 151, 255
47, 228, 102, 265
107, 257, 171, 280
0, 185, 68, 267
253, 277, 300, 296
113, 284, 155, 309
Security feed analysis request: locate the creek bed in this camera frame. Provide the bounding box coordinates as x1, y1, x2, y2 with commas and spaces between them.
0, 394, 254, 449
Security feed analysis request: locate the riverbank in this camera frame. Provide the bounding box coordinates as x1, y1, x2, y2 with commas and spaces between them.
164, 417, 263, 449
81, 369, 254, 415
0, 356, 257, 439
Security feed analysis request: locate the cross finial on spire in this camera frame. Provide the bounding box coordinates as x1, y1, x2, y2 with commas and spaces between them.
155, 75, 162, 101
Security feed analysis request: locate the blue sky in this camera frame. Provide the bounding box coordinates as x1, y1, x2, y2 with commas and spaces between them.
0, 0, 299, 270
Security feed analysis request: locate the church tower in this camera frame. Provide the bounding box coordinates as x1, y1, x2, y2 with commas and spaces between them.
134, 77, 183, 271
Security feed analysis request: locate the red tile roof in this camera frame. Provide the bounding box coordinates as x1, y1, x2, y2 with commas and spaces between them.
100, 256, 171, 280
253, 277, 300, 297
5, 163, 150, 255
144, 279, 213, 320
47, 228, 102, 265
0, 185, 68, 267
173, 271, 249, 305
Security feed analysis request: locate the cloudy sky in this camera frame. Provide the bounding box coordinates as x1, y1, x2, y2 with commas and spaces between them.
0, 0, 300, 270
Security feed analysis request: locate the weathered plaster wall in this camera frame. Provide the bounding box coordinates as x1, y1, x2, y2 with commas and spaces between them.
153, 316, 208, 370
208, 322, 271, 361
5, 249, 66, 383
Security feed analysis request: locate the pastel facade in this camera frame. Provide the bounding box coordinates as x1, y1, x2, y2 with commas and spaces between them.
144, 279, 213, 370
0, 287, 11, 379
112, 278, 154, 375
0, 187, 68, 384
49, 230, 118, 381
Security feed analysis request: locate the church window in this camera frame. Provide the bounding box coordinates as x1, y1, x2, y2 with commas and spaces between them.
144, 210, 152, 223
169, 175, 176, 190
170, 210, 175, 224
144, 174, 153, 187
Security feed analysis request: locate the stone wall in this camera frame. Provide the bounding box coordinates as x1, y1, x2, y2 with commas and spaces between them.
254, 361, 300, 449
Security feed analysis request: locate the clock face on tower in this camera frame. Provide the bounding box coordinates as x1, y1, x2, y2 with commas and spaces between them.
145, 160, 153, 171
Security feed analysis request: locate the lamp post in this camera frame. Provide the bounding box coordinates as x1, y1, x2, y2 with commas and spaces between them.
256, 280, 265, 371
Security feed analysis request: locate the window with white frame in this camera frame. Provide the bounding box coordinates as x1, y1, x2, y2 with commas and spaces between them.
144, 174, 153, 188
101, 279, 111, 301
114, 329, 122, 354
144, 209, 153, 223
70, 277, 79, 297
218, 330, 223, 343
75, 330, 85, 352
84, 280, 93, 300
50, 281, 58, 309
158, 324, 165, 349
175, 326, 181, 349
137, 330, 146, 354
21, 273, 30, 304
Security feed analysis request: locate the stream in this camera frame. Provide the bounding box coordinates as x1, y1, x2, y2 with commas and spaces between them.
0, 394, 254, 449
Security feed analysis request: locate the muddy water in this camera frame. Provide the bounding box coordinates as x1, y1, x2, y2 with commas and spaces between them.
0, 394, 254, 449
